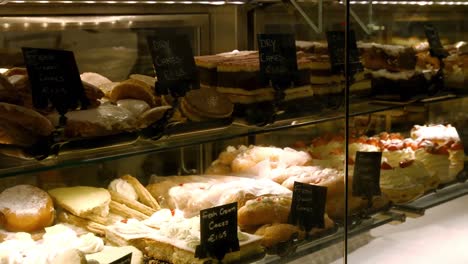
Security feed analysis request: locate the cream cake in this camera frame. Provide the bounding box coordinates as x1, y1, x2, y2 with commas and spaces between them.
415, 140, 463, 184
380, 160, 427, 204
105, 209, 264, 264
147, 175, 291, 218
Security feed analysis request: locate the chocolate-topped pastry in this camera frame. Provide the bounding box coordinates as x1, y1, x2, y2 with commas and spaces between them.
216, 53, 312, 93
195, 50, 257, 89
295, 40, 328, 55
371, 69, 429, 100
180, 88, 233, 121
358, 42, 417, 72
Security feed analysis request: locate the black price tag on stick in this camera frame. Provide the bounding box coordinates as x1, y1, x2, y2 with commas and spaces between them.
289, 182, 327, 232
424, 24, 449, 59
195, 202, 240, 261
352, 151, 382, 198
147, 35, 199, 97
257, 33, 298, 89
109, 253, 132, 264
22, 48, 88, 115
326, 30, 363, 74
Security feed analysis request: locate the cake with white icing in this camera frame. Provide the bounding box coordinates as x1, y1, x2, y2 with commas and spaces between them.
105, 210, 264, 264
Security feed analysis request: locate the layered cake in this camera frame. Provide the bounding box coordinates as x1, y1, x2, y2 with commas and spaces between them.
297, 53, 343, 106
195, 50, 257, 89
411, 124, 465, 184
443, 52, 468, 93
196, 50, 316, 121
379, 137, 415, 168
358, 42, 417, 72
413, 141, 464, 185
379, 160, 435, 204
216, 52, 314, 101
370, 69, 429, 100
297, 51, 372, 104
295, 41, 328, 55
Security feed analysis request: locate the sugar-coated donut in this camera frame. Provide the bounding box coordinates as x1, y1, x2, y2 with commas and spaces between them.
0, 185, 55, 232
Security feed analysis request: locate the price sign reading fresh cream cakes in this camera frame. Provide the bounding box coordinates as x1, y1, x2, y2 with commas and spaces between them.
353, 151, 382, 198
326, 31, 363, 74
110, 253, 132, 264
424, 24, 449, 59
289, 182, 327, 232
147, 35, 199, 97
257, 33, 298, 89
22, 48, 88, 118
196, 202, 240, 261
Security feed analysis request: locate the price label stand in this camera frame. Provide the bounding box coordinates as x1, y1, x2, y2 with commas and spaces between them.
22, 47, 89, 158
143, 35, 199, 140
326, 30, 363, 108
255, 34, 298, 126
289, 182, 327, 236
195, 203, 240, 262
424, 24, 449, 96
352, 151, 382, 221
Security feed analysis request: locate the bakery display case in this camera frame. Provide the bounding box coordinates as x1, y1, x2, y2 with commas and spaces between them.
0, 0, 467, 263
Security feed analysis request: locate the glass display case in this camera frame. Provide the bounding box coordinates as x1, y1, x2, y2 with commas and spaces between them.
0, 0, 466, 263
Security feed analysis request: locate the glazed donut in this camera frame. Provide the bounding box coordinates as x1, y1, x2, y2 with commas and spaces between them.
0, 185, 55, 232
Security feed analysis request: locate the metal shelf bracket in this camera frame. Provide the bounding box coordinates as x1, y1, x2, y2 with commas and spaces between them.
288, 0, 323, 34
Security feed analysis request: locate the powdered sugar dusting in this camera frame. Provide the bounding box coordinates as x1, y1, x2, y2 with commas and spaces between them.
0, 185, 48, 216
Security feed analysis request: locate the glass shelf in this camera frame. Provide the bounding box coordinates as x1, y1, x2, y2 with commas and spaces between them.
259, 211, 405, 264
392, 164, 468, 217
0, 95, 464, 178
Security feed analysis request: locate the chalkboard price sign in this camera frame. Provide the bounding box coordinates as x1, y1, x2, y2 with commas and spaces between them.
195, 202, 240, 261
424, 24, 449, 59
22, 48, 88, 115
289, 182, 327, 232
326, 30, 363, 74
110, 253, 132, 264
146, 35, 199, 97
257, 34, 298, 89
352, 151, 382, 198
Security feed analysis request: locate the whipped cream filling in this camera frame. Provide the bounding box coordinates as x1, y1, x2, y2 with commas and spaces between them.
415, 149, 452, 183
76, 233, 105, 254
109, 178, 138, 201
449, 149, 465, 179
411, 124, 461, 142
382, 148, 415, 168
108, 209, 261, 253
0, 225, 104, 263
348, 142, 380, 160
